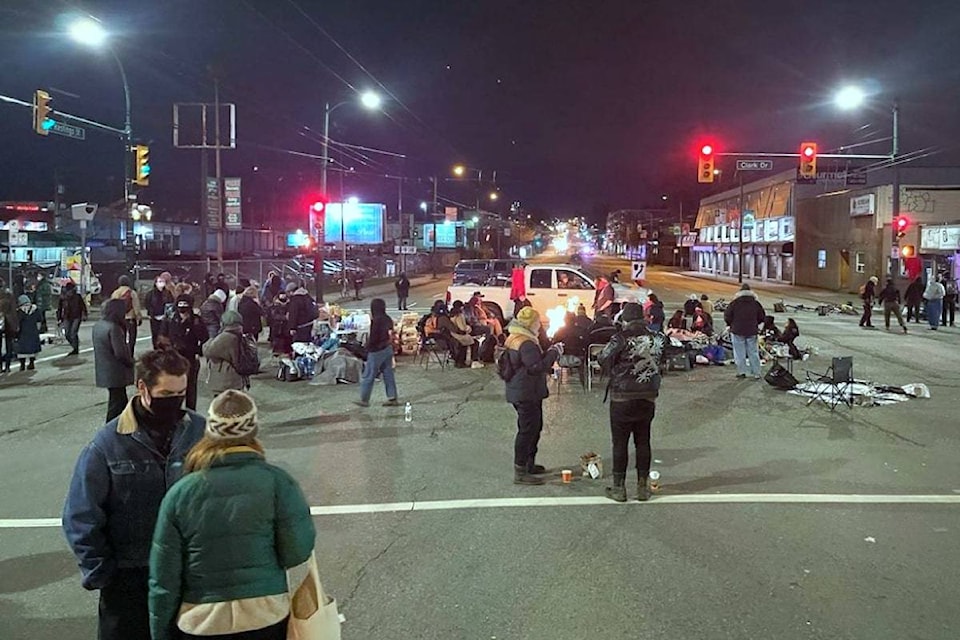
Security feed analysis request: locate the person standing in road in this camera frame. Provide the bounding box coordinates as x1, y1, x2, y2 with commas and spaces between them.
57, 280, 88, 354
723, 283, 766, 379
355, 297, 399, 407
699, 294, 715, 316
15, 294, 43, 371
395, 271, 411, 310
503, 306, 562, 485
598, 303, 665, 502
144, 275, 174, 349
878, 278, 907, 334
110, 275, 143, 357
645, 293, 665, 332
63, 348, 203, 640
94, 299, 136, 422
593, 274, 615, 317
287, 286, 318, 342
941, 273, 957, 327
859, 276, 878, 328
200, 289, 227, 340
923, 274, 946, 331
0, 286, 18, 373
148, 390, 315, 640
202, 310, 247, 395
238, 285, 264, 342
33, 272, 52, 333
353, 272, 365, 300
904, 276, 924, 323
160, 294, 208, 411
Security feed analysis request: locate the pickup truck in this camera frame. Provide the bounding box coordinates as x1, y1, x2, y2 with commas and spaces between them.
446, 263, 650, 324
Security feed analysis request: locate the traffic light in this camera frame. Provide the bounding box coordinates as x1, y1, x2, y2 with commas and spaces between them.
900, 244, 915, 258
894, 215, 910, 240
33, 90, 54, 135
798, 142, 817, 179
133, 145, 151, 186
698, 144, 715, 183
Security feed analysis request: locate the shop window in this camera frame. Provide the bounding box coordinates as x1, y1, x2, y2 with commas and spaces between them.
817, 250, 827, 269
855, 252, 866, 274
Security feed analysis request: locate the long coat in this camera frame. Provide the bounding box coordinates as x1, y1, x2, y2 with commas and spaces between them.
92, 319, 135, 388
16, 305, 43, 356
202, 328, 244, 393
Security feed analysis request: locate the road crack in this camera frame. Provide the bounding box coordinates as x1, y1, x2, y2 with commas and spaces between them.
432, 376, 491, 438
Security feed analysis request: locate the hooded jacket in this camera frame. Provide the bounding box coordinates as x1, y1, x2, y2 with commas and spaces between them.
58, 285, 88, 322
199, 292, 226, 329
286, 288, 317, 331
598, 319, 666, 402
723, 289, 766, 337
202, 325, 244, 393
503, 319, 558, 404
93, 299, 135, 388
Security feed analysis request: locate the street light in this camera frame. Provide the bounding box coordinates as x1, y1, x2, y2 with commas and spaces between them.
67, 16, 133, 220
452, 164, 466, 177
489, 192, 499, 201
834, 85, 866, 111
419, 201, 428, 212
320, 91, 382, 196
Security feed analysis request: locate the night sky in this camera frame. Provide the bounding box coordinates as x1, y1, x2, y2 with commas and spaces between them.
2, 0, 960, 226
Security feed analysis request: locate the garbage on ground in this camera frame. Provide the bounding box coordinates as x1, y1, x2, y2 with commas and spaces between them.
579, 452, 603, 479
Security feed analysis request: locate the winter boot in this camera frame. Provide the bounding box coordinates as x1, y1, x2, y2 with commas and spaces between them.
27, 358, 35, 370
19, 359, 26, 372
636, 476, 652, 502
604, 472, 627, 502
527, 456, 547, 474
513, 464, 544, 485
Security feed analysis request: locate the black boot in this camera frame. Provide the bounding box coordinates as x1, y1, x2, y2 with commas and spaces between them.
513, 464, 544, 485
27, 358, 35, 370
637, 475, 652, 502
19, 359, 26, 372
527, 456, 547, 474
605, 472, 627, 502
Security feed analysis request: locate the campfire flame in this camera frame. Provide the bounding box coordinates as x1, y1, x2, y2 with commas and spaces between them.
545, 296, 582, 338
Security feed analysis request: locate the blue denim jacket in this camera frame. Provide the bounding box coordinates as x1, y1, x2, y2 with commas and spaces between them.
62, 400, 205, 590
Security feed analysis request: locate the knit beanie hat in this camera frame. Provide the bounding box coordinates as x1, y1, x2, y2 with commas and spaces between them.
206, 390, 259, 441
621, 302, 643, 323
211, 289, 227, 303
740, 283, 751, 291
515, 306, 540, 330
221, 310, 242, 327
17, 294, 30, 306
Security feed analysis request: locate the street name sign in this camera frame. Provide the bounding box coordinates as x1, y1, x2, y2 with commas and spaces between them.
736, 159, 774, 171
50, 122, 86, 141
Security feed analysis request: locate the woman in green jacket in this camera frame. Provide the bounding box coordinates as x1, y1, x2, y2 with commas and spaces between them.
149, 390, 316, 640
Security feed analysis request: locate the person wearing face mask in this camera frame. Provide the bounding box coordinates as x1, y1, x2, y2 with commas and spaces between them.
63, 348, 204, 640
144, 275, 174, 348
160, 294, 208, 410
94, 299, 137, 421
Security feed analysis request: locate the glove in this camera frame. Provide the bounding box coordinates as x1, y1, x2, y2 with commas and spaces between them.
551, 342, 565, 356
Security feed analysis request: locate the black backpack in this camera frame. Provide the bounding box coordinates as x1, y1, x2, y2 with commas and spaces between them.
235, 333, 261, 376
497, 348, 518, 382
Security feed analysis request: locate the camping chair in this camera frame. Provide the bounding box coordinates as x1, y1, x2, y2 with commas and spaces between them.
554, 350, 586, 394
586, 343, 607, 391
417, 328, 450, 370
805, 356, 854, 411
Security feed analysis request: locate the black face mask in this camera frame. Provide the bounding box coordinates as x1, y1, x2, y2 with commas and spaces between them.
146, 393, 185, 423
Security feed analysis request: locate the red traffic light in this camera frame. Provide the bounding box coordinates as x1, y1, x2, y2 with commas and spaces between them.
311, 201, 326, 213
802, 144, 816, 158
701, 144, 713, 156
895, 216, 909, 231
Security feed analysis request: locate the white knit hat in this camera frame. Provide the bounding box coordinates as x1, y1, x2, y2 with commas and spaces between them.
206, 390, 259, 441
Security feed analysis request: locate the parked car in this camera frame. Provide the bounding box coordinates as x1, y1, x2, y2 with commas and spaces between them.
452, 259, 524, 286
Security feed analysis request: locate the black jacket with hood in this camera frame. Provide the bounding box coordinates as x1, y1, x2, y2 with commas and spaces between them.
723, 289, 766, 337
598, 318, 666, 402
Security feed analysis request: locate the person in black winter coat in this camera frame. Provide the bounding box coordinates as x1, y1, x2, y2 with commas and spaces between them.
160, 294, 208, 410
143, 277, 174, 348
645, 294, 665, 332
904, 277, 924, 323
859, 276, 878, 328
683, 294, 702, 317
199, 290, 226, 340
57, 280, 88, 354
878, 279, 907, 333
723, 284, 766, 379
781, 318, 802, 360
503, 307, 562, 486
237, 286, 263, 342
93, 299, 135, 422
395, 273, 411, 310
286, 287, 317, 342
598, 303, 666, 502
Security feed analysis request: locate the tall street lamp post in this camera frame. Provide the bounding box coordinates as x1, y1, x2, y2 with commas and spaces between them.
67, 17, 133, 234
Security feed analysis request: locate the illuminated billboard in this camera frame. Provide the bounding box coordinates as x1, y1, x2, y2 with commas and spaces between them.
422, 221, 460, 249
323, 202, 385, 245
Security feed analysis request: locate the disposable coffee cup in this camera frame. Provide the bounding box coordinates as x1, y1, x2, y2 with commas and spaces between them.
561, 469, 572, 483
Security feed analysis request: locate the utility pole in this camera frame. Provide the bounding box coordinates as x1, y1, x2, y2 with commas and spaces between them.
213, 78, 224, 268
891, 100, 901, 279
432, 176, 438, 278
738, 172, 744, 284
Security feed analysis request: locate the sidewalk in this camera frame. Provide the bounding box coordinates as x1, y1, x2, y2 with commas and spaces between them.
674, 270, 860, 306
324, 273, 447, 305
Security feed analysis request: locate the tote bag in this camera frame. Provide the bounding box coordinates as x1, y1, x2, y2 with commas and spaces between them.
287, 553, 341, 640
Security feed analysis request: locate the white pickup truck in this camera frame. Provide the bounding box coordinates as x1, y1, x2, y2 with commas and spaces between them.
446, 263, 650, 324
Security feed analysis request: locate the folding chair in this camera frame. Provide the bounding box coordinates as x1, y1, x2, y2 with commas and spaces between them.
417, 330, 450, 370
586, 343, 607, 391
805, 356, 854, 411
554, 353, 585, 393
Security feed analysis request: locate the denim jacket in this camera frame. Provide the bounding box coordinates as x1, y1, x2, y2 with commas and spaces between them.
62, 400, 205, 590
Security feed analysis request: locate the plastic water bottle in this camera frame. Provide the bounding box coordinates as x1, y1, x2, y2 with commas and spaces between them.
404, 402, 412, 423
648, 470, 661, 492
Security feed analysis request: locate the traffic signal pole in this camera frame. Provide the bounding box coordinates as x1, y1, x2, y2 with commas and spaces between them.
738, 172, 744, 284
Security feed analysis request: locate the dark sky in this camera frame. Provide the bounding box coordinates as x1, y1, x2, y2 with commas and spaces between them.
2, 0, 960, 226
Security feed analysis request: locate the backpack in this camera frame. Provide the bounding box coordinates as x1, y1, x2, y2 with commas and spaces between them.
946, 280, 958, 296
497, 348, 518, 382
235, 333, 261, 376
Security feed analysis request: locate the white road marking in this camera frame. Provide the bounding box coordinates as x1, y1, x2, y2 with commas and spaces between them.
34, 335, 152, 364
3, 493, 959, 529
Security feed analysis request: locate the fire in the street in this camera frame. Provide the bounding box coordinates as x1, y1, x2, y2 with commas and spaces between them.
545, 296, 582, 337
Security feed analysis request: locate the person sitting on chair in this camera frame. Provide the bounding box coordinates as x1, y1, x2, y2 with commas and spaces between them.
667, 310, 686, 331
690, 307, 714, 336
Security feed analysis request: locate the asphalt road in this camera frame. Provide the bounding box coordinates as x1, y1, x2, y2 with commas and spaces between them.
1, 263, 959, 639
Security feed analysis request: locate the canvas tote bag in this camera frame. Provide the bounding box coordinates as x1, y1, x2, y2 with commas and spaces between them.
287, 553, 341, 640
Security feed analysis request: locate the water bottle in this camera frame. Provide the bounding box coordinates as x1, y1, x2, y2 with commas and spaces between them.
648, 470, 661, 492
404, 402, 413, 423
